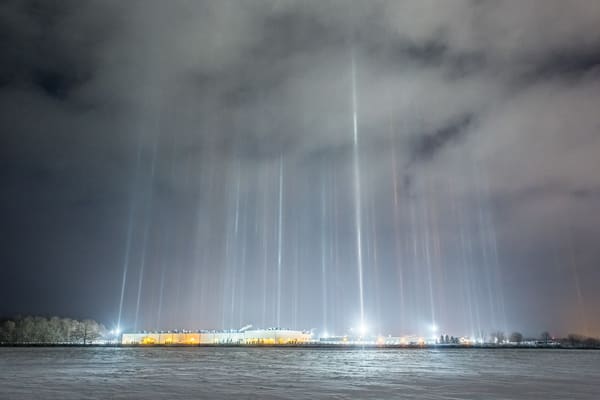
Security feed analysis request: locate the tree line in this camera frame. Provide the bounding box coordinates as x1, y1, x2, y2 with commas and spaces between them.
489, 330, 600, 348
0, 316, 106, 344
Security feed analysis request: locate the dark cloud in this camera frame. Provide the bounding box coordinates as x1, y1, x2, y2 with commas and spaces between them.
505, 47, 600, 91
571, 186, 600, 200
409, 114, 473, 163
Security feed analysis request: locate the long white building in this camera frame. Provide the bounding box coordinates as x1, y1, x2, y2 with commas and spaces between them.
121, 327, 312, 345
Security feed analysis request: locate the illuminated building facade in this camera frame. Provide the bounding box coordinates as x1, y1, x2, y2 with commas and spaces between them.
121, 328, 311, 345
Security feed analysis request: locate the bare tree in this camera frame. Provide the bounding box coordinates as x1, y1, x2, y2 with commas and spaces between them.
0, 316, 105, 344
71, 319, 104, 344
47, 317, 62, 343
567, 334, 585, 347
20, 316, 36, 343
0, 320, 16, 343
509, 332, 523, 344
540, 331, 551, 344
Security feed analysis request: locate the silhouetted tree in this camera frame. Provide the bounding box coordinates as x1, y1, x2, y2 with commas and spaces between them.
0, 320, 15, 343
540, 331, 551, 344
47, 317, 62, 343
0, 316, 105, 344
567, 334, 585, 347
71, 320, 103, 344
509, 332, 523, 344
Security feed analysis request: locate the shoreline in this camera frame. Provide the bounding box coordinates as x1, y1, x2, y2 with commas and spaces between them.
1, 343, 598, 350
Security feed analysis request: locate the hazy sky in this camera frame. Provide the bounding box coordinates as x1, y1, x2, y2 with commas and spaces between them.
1, 0, 600, 338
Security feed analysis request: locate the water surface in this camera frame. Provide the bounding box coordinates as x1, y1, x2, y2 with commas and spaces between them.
1, 347, 599, 399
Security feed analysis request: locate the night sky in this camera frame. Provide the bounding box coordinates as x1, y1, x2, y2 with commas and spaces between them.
1, 0, 599, 338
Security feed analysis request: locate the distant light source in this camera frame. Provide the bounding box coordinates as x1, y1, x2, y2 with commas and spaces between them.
358, 323, 368, 336
110, 328, 122, 337
430, 324, 438, 333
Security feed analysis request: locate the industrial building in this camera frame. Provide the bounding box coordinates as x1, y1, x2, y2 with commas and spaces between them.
121, 326, 312, 345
